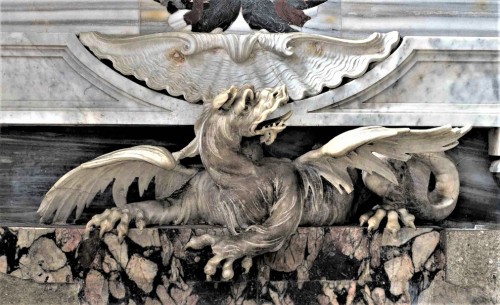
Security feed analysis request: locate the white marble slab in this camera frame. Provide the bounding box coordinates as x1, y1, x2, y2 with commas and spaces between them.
1, 33, 498, 127
0, 32, 201, 125
338, 0, 499, 38
273, 36, 500, 127
0, 0, 158, 35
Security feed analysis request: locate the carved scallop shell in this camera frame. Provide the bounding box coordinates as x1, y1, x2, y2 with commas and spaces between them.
80, 31, 399, 103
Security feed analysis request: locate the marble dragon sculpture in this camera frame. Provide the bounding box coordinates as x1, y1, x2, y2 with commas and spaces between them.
38, 85, 470, 280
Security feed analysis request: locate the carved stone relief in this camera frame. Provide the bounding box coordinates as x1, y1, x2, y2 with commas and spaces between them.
37, 86, 470, 281
1, 1, 499, 304
2, 32, 498, 127
80, 30, 400, 102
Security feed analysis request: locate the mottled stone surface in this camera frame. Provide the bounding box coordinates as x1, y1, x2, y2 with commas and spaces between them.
445, 230, 500, 293
85, 270, 109, 305
0, 273, 80, 305
104, 232, 129, 268
109, 275, 126, 300
28, 237, 67, 271
416, 271, 498, 305
128, 228, 162, 248
1, 226, 495, 304
381, 228, 433, 247
0, 255, 7, 274
56, 228, 84, 252
14, 237, 73, 283
412, 231, 440, 272
384, 254, 414, 296
126, 254, 158, 293
15, 228, 55, 249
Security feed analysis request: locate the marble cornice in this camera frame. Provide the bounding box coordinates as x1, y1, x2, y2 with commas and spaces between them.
1, 0, 497, 37
1, 32, 498, 127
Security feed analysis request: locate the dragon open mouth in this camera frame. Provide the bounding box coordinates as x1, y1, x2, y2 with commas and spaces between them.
253, 110, 292, 145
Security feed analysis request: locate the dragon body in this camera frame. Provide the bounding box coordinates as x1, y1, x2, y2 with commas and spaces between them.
38, 86, 469, 280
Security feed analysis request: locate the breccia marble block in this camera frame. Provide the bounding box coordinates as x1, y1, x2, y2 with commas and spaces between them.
3, 226, 496, 305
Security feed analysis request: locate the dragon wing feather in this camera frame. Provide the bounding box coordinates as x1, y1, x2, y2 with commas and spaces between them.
295, 125, 471, 195
38, 145, 197, 224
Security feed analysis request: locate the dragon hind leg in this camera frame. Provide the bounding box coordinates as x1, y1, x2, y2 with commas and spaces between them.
360, 152, 459, 234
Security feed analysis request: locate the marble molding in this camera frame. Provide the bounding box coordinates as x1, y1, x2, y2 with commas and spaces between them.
337, 0, 499, 38
1, 0, 498, 37
276, 36, 500, 127
0, 0, 171, 35
0, 32, 198, 125
1, 32, 498, 128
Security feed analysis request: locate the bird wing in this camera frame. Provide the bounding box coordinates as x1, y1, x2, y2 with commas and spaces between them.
295, 125, 471, 197
38, 145, 197, 223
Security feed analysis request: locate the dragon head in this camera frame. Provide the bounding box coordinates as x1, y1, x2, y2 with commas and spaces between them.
210, 85, 291, 145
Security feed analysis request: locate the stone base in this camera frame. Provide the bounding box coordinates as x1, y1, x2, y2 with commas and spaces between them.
0, 226, 497, 305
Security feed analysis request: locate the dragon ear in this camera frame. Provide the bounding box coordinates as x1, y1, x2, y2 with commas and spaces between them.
213, 86, 238, 110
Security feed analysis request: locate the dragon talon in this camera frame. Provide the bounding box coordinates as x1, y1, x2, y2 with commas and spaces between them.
386, 210, 401, 235
242, 256, 253, 274
185, 234, 218, 250
204, 255, 223, 277
367, 209, 386, 231
222, 259, 235, 281
117, 222, 129, 243
136, 220, 145, 230
359, 210, 374, 226
398, 208, 416, 229
99, 223, 110, 238
84, 226, 93, 240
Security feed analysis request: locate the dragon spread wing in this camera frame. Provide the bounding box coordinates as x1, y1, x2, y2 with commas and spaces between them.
38, 145, 197, 223
295, 125, 471, 196
80, 31, 399, 103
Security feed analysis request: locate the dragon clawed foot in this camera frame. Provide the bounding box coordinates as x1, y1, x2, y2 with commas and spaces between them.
185, 234, 253, 281
359, 207, 416, 234
84, 207, 148, 242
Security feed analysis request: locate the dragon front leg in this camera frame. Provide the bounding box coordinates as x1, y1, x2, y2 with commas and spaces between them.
186, 178, 304, 281
85, 200, 185, 242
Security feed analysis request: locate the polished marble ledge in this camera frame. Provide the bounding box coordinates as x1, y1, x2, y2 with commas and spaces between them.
0, 0, 171, 35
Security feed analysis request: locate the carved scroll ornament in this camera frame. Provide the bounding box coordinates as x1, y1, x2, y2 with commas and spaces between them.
80, 31, 400, 102
39, 86, 470, 280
